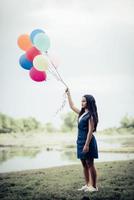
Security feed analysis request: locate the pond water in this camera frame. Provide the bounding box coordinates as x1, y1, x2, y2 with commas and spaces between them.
0, 148, 134, 173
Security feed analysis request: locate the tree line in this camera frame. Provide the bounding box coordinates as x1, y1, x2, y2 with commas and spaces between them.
0, 112, 133, 134
0, 112, 77, 134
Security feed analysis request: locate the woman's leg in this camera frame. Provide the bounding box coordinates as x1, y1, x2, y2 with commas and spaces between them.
80, 159, 90, 186
86, 158, 97, 188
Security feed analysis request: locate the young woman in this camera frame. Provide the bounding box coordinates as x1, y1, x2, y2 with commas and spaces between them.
65, 88, 99, 192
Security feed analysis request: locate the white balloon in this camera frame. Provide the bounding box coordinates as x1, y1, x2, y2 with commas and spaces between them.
33, 55, 49, 71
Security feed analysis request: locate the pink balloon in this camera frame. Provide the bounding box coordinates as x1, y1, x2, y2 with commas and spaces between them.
29, 67, 47, 82
26, 47, 41, 62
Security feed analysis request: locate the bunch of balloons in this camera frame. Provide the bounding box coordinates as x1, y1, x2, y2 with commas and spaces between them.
17, 29, 50, 82
17, 28, 69, 114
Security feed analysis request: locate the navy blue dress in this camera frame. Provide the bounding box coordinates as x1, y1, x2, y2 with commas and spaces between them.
76, 111, 99, 159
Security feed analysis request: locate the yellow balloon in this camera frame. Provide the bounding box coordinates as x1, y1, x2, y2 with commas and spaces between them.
33, 55, 49, 71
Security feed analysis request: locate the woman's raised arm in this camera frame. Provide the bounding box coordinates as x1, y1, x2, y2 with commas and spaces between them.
65, 88, 80, 114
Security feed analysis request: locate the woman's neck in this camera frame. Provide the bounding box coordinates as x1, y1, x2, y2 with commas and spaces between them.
85, 108, 89, 113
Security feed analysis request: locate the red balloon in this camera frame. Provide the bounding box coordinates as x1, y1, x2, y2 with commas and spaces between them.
26, 47, 41, 62
29, 67, 47, 82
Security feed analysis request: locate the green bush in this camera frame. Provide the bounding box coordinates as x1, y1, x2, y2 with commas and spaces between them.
120, 114, 134, 128
0, 113, 41, 133
60, 111, 77, 132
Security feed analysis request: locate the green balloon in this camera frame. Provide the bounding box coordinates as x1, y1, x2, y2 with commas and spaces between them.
33, 33, 50, 52
33, 55, 49, 71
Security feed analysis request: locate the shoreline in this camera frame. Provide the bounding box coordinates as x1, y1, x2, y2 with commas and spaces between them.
0, 158, 134, 174
0, 159, 133, 200
0, 144, 134, 153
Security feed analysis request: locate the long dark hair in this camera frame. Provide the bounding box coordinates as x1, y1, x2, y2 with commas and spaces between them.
78, 94, 99, 132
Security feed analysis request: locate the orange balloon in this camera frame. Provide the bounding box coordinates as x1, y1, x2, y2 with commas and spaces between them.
17, 34, 32, 51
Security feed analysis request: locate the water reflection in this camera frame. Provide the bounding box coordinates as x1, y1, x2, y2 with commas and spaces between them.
0, 147, 40, 163
0, 147, 134, 173
61, 150, 77, 161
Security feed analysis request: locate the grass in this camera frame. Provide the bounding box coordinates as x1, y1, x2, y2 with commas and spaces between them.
0, 159, 134, 200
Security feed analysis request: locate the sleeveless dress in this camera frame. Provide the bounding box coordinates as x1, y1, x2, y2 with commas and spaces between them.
76, 111, 99, 159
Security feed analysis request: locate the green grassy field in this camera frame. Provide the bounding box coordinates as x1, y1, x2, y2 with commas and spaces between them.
0, 159, 134, 200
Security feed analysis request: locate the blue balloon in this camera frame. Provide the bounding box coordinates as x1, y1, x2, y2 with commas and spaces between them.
19, 54, 33, 70
30, 29, 45, 43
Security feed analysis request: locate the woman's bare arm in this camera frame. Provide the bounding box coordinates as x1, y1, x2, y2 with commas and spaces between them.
65, 88, 80, 114
85, 116, 94, 146
82, 116, 94, 153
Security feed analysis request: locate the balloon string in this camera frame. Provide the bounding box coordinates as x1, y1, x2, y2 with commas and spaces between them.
47, 65, 60, 81
45, 52, 68, 115
47, 65, 67, 115
54, 92, 67, 115
51, 62, 68, 88
46, 52, 68, 88
44, 52, 61, 81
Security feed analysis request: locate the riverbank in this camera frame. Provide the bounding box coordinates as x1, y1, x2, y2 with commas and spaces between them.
0, 132, 134, 153
0, 159, 134, 200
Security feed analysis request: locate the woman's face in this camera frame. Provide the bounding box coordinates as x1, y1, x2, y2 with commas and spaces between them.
81, 97, 87, 109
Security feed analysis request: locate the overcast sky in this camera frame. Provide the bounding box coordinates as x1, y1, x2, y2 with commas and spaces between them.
0, 0, 134, 130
